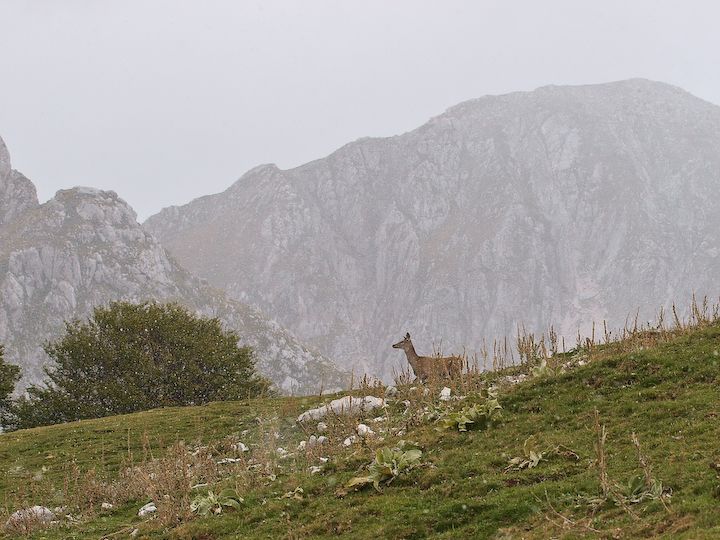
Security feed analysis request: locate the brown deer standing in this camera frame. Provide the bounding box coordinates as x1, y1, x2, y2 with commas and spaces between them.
392, 333, 463, 382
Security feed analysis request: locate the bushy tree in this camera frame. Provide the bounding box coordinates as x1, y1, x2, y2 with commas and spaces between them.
12, 302, 271, 428
0, 344, 21, 426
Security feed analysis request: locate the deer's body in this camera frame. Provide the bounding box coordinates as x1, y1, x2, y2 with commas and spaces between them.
392, 333, 463, 382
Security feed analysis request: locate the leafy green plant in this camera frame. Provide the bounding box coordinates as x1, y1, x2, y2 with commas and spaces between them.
530, 358, 552, 378
441, 396, 502, 432
621, 474, 663, 504
347, 441, 422, 492
505, 436, 546, 472
190, 488, 244, 517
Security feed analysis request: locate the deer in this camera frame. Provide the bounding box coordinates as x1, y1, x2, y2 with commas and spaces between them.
392, 332, 464, 382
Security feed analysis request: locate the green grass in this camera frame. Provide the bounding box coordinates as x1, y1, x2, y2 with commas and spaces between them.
2, 324, 720, 539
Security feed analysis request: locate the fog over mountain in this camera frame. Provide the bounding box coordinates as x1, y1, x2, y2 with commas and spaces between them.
145, 79, 720, 379
0, 137, 348, 395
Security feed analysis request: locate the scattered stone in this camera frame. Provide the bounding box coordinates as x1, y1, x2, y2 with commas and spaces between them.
343, 435, 358, 447
439, 387, 452, 401
384, 385, 398, 397
309, 465, 323, 474
317, 435, 328, 445
298, 440, 307, 451
130, 529, 140, 538
100, 502, 113, 511
5, 506, 55, 530
138, 502, 157, 517
356, 423, 375, 438
316, 422, 328, 433
500, 374, 528, 386
276, 447, 289, 458
232, 442, 249, 453
217, 457, 242, 465
319, 457, 329, 463
297, 395, 385, 422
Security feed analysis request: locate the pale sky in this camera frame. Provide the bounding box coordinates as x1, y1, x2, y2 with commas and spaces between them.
1, 0, 719, 220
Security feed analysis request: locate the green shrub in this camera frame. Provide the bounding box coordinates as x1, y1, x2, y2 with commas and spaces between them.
0, 344, 21, 426
11, 302, 272, 429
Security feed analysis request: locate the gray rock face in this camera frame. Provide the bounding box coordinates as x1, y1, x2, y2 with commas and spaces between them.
145, 79, 720, 379
0, 136, 38, 226
0, 159, 347, 395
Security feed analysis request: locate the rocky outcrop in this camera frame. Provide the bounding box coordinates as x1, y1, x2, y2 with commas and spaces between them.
0, 137, 38, 226
145, 79, 720, 379
0, 145, 347, 394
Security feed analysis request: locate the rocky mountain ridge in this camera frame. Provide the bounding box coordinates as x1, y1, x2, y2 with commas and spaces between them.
145, 79, 720, 379
0, 137, 347, 395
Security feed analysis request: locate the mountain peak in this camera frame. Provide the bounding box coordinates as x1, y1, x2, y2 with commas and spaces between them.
0, 135, 39, 227
0, 135, 11, 180
145, 79, 720, 380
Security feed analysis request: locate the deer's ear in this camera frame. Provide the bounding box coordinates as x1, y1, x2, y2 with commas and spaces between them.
405, 332, 410, 339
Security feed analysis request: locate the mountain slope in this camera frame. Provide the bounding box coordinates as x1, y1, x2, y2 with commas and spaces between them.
145, 79, 720, 378
0, 137, 347, 395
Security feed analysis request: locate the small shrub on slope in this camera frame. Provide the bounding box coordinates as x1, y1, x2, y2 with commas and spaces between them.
191, 489, 244, 517
440, 390, 502, 432
347, 441, 423, 492
505, 436, 546, 472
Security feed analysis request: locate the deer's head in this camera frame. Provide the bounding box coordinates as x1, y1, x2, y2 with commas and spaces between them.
392, 332, 413, 351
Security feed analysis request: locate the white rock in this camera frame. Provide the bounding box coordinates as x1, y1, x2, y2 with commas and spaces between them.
356, 423, 375, 438
317, 435, 328, 445
297, 395, 385, 422
423, 388, 430, 396
439, 387, 452, 401
297, 440, 307, 451
217, 457, 242, 465
138, 502, 157, 517
319, 457, 329, 463
343, 435, 357, 447
309, 466, 322, 474
130, 529, 140, 538
5, 506, 55, 529
100, 502, 113, 510
276, 447, 289, 458
232, 442, 249, 453
316, 422, 328, 433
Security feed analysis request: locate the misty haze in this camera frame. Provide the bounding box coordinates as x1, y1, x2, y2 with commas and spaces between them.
1, 2, 719, 538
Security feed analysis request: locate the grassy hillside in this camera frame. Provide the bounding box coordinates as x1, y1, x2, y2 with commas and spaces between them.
2, 322, 720, 539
